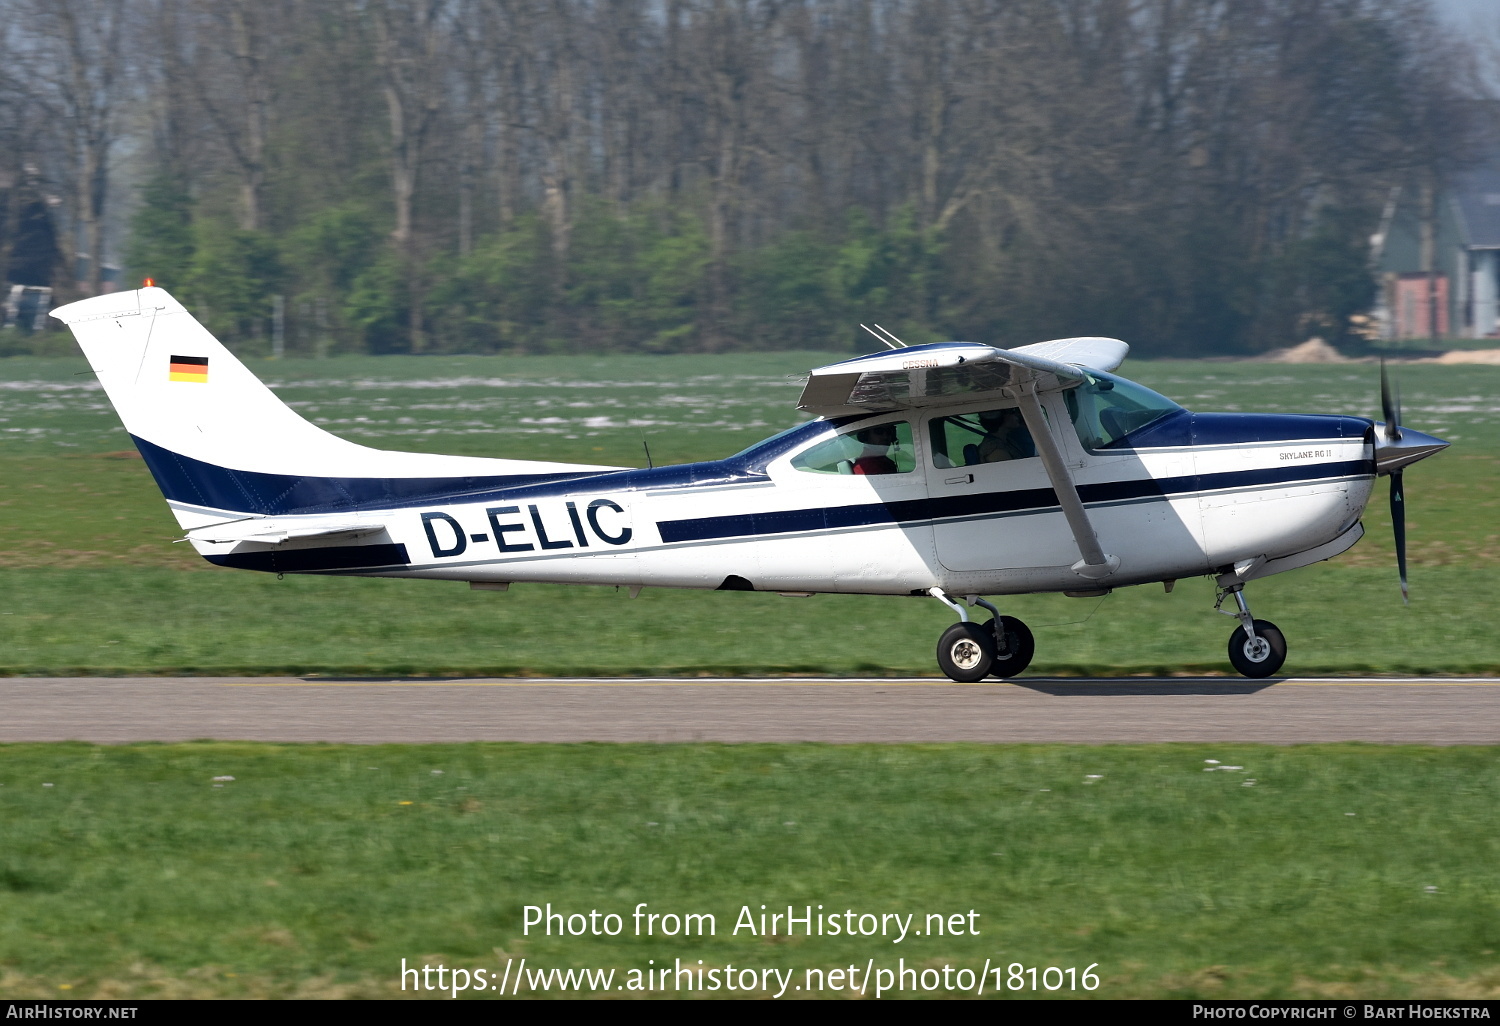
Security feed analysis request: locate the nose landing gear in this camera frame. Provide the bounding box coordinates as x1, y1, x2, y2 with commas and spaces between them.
1216, 585, 1287, 678
929, 590, 1035, 682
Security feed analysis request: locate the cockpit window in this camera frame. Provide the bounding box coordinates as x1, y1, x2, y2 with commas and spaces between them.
1064, 371, 1181, 450
929, 406, 1039, 468
790, 420, 915, 475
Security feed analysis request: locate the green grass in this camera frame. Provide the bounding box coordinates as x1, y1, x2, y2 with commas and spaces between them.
1, 355, 1497, 676
0, 564, 1495, 677
2, 357, 1498, 1002
0, 742, 1497, 999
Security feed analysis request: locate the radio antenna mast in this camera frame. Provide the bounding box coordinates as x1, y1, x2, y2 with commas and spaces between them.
858, 324, 900, 352
872, 323, 909, 348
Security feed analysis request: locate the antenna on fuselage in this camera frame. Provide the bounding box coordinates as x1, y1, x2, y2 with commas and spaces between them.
860, 323, 908, 350
641, 431, 654, 469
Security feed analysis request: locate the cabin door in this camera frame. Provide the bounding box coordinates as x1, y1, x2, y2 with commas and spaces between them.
922, 402, 1078, 572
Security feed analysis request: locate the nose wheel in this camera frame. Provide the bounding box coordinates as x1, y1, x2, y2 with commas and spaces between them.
1216, 584, 1288, 678
1227, 619, 1287, 677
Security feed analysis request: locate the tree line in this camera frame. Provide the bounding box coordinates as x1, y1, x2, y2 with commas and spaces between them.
0, 0, 1489, 357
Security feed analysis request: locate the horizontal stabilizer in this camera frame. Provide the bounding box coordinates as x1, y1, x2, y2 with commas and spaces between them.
186, 518, 386, 546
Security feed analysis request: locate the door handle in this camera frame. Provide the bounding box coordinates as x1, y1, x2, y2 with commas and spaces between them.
945, 473, 974, 485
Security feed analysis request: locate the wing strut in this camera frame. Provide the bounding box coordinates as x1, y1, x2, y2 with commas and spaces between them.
1013, 378, 1118, 580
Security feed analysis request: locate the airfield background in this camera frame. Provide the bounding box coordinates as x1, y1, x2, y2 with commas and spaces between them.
1, 349, 1495, 999
3, 0, 1500, 1002
0, 0, 1492, 362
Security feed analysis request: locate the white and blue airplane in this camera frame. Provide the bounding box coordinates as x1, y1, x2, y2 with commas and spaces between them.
52, 286, 1447, 680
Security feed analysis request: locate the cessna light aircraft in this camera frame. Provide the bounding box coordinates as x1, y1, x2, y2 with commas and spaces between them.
53, 286, 1448, 680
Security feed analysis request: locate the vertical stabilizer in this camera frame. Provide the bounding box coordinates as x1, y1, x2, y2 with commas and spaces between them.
50, 286, 378, 475
49, 286, 620, 488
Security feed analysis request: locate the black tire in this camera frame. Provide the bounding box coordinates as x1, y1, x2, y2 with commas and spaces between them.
978, 616, 1036, 678
1226, 619, 1287, 678
936, 622, 995, 683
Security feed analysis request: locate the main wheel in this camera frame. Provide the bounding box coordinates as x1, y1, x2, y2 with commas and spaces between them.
1226, 619, 1287, 678
936, 622, 996, 683
978, 616, 1035, 678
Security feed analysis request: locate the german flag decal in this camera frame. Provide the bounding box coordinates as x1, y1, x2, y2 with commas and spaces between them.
168, 355, 208, 383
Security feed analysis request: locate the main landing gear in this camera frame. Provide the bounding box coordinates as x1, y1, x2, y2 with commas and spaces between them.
927, 583, 1288, 681
1216, 584, 1287, 678
929, 589, 1035, 683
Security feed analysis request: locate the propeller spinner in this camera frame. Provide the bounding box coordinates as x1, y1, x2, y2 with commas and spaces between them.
1374, 361, 1449, 603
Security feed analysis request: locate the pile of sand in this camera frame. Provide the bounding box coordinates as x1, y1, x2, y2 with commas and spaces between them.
1423, 348, 1500, 365
1261, 338, 1354, 363
1259, 337, 1500, 364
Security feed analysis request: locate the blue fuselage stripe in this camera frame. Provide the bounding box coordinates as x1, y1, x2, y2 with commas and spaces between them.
131, 434, 616, 514
128, 429, 824, 515
655, 460, 1373, 544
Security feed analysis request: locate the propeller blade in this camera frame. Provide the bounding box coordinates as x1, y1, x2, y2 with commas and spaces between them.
1390, 469, 1408, 605
1380, 360, 1402, 441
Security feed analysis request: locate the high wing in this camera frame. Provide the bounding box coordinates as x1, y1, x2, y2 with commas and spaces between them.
797, 337, 1128, 417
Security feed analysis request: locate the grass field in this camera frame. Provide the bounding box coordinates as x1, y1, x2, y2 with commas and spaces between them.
1, 355, 1496, 676
1, 742, 1497, 1000
1, 565, 1496, 677
2, 353, 1499, 1001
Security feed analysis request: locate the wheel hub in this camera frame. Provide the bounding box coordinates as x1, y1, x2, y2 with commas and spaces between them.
1242, 636, 1270, 662
950, 640, 983, 670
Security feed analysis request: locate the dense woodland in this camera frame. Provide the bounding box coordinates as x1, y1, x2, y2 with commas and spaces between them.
0, 0, 1490, 357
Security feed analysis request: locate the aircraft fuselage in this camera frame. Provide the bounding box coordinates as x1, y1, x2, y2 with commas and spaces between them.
171, 404, 1375, 599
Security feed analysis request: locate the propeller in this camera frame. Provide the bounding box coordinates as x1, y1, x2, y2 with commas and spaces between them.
1374, 361, 1452, 605
1380, 361, 1408, 604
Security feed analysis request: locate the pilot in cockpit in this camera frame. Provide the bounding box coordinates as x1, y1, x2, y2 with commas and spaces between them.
851, 422, 900, 475
974, 407, 1034, 463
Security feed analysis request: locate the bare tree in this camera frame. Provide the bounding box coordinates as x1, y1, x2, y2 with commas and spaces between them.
368, 0, 450, 350
452, 0, 492, 256
25, 0, 129, 296
135, 0, 205, 191
190, 0, 284, 231
20, 0, 1480, 354
680, 0, 779, 349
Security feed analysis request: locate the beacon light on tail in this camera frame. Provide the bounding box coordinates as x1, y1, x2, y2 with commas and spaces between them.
52, 286, 1447, 680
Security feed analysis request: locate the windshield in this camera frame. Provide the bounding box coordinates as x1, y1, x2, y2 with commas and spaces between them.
1063, 371, 1181, 450
726, 420, 829, 468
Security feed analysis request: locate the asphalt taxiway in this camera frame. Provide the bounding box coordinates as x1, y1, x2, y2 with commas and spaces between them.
2, 677, 1498, 744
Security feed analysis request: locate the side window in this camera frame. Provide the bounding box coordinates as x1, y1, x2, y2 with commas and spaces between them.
790, 421, 915, 475
928, 407, 1036, 468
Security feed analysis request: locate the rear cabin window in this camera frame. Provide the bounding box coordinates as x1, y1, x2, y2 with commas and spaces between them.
1064, 371, 1181, 450
790, 421, 915, 475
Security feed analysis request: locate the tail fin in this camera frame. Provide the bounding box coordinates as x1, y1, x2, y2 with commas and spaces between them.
51, 286, 617, 519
